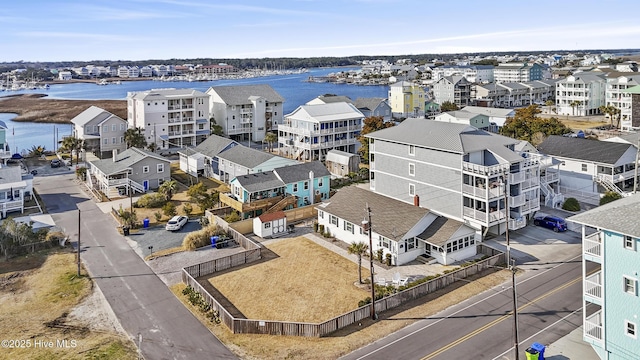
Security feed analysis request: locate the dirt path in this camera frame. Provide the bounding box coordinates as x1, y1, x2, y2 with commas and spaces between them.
0, 94, 126, 123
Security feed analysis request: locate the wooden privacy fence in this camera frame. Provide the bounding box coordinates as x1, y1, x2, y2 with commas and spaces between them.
182, 243, 505, 337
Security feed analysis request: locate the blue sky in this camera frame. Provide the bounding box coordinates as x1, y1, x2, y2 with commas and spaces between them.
1, 0, 638, 62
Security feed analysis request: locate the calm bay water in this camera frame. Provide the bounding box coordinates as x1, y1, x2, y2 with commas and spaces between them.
0, 67, 388, 153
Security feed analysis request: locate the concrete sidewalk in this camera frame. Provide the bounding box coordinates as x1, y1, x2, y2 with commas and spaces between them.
543, 326, 599, 360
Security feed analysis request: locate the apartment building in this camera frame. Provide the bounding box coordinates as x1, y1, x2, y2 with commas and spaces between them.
206, 84, 284, 142
127, 88, 210, 151
70, 106, 128, 159
569, 194, 640, 360
388, 81, 425, 118
475, 80, 554, 108
278, 102, 364, 162
366, 118, 559, 235
117, 66, 140, 78
432, 76, 473, 107
555, 73, 606, 116
431, 65, 494, 83
494, 63, 543, 83
606, 75, 640, 131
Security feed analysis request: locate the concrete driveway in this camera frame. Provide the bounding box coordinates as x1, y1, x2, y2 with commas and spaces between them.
128, 220, 202, 257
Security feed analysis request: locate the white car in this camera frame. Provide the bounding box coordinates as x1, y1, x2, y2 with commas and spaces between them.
165, 216, 188, 231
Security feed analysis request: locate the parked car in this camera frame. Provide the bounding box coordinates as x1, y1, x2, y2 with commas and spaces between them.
50, 159, 62, 168
165, 216, 188, 231
533, 215, 567, 232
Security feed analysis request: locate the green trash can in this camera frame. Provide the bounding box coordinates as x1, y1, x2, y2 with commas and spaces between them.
525, 347, 539, 360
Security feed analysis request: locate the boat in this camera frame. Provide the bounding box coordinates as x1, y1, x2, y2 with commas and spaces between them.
96, 79, 109, 85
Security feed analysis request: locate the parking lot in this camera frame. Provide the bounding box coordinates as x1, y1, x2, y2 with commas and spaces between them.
128, 220, 202, 257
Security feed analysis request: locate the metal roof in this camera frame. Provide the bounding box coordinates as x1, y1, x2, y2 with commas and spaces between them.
206, 84, 284, 105
285, 102, 364, 123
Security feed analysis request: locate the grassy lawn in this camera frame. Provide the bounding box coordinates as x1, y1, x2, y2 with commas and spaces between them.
0, 250, 137, 359
173, 263, 511, 360
560, 118, 608, 131
209, 237, 370, 322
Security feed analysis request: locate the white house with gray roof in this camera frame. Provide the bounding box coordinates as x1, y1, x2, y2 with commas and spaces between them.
71, 106, 128, 159
555, 73, 607, 116
206, 84, 285, 143
127, 88, 210, 152
460, 106, 515, 130
217, 145, 298, 184
278, 102, 364, 161
433, 111, 491, 131
87, 147, 171, 199
0, 166, 32, 218
316, 186, 477, 266
366, 118, 559, 235
177, 134, 240, 180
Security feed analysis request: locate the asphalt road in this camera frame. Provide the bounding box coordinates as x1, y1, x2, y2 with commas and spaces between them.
341, 255, 593, 360
34, 173, 236, 360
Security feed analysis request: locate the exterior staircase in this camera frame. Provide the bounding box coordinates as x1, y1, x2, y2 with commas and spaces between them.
129, 179, 145, 194
266, 195, 297, 213
593, 174, 626, 197
415, 254, 437, 265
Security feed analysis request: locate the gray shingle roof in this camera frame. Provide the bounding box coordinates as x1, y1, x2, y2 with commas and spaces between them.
0, 166, 24, 184
568, 193, 640, 238
367, 118, 518, 154
217, 146, 275, 168
320, 186, 429, 241
206, 84, 284, 105
274, 161, 330, 184
354, 97, 386, 111
70, 106, 116, 126
537, 135, 635, 165
90, 147, 170, 175
416, 216, 466, 247
313, 95, 353, 104
193, 134, 238, 157
234, 171, 284, 193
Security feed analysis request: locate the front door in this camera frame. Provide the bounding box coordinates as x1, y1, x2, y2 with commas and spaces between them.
424, 244, 431, 257
143, 180, 149, 191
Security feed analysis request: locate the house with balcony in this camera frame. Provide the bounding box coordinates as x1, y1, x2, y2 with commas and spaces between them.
127, 88, 210, 152
568, 194, 640, 360
494, 63, 543, 83
217, 145, 298, 184
606, 75, 640, 131
0, 120, 12, 163
365, 118, 560, 235
537, 135, 639, 205
0, 165, 32, 218
206, 84, 284, 142
177, 134, 240, 180
316, 186, 477, 266
278, 102, 364, 162
431, 65, 494, 83
70, 106, 128, 159
555, 73, 606, 116
354, 98, 393, 123
87, 147, 171, 199
388, 81, 425, 118
432, 76, 473, 108
223, 161, 330, 218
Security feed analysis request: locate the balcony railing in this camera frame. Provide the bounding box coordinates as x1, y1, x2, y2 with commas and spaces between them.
584, 310, 603, 341
541, 172, 559, 184
220, 193, 285, 213
240, 108, 253, 114
519, 198, 540, 213
584, 231, 602, 259
509, 194, 526, 207
509, 217, 527, 230
462, 183, 504, 199
463, 207, 506, 224
585, 271, 602, 300
107, 178, 128, 186
462, 162, 509, 177
521, 177, 539, 190
509, 172, 525, 184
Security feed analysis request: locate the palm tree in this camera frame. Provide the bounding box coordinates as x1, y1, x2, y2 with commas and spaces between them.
158, 180, 177, 201
569, 100, 580, 116
347, 241, 369, 284
599, 105, 621, 129
147, 142, 158, 153
60, 136, 84, 165
264, 132, 277, 152
124, 127, 147, 149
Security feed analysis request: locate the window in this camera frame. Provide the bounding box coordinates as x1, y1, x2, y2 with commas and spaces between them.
344, 221, 354, 234
120, 136, 124, 143
625, 235, 635, 250
379, 236, 390, 249
581, 164, 588, 172
626, 320, 637, 339
370, 153, 375, 162
157, 164, 164, 173
293, 183, 298, 192
405, 238, 416, 251
409, 163, 415, 176
264, 222, 271, 229
103, 138, 108, 144
318, 210, 324, 219
120, 123, 126, 131
624, 276, 636, 295
112, 137, 116, 144
112, 124, 117, 131
409, 144, 415, 155
409, 184, 415, 196
329, 215, 338, 226
318, 178, 323, 187
103, 125, 109, 133
142, 166, 150, 174
304, 181, 309, 190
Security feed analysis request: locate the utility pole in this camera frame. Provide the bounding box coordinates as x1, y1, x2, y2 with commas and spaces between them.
363, 203, 377, 320
77, 209, 81, 276
634, 137, 639, 194
503, 178, 511, 263
511, 258, 520, 360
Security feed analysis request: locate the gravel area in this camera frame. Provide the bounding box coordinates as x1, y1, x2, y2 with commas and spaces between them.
127, 220, 202, 256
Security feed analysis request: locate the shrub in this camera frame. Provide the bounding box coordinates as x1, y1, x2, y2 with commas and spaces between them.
562, 197, 580, 211
358, 297, 372, 308
136, 193, 167, 208
376, 249, 384, 262
600, 191, 623, 205
162, 202, 176, 217
385, 253, 392, 266
224, 211, 240, 223
46, 230, 66, 246
154, 211, 162, 222
318, 224, 325, 234
182, 224, 223, 250
183, 203, 193, 217
313, 222, 319, 233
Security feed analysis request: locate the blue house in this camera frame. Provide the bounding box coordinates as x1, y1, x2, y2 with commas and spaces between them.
569, 194, 640, 360
224, 161, 331, 218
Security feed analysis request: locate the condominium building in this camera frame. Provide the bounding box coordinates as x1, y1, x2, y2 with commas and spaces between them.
278, 102, 364, 162
606, 75, 640, 131
555, 73, 606, 116
494, 63, 543, 83
206, 84, 284, 142
388, 81, 425, 118
431, 65, 494, 83
475, 80, 555, 108
569, 194, 640, 360
432, 76, 473, 107
127, 88, 210, 151
366, 118, 559, 235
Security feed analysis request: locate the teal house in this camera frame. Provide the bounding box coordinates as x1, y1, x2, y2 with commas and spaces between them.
569, 194, 640, 360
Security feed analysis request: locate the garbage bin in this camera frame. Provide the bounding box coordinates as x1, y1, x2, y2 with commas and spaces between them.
211, 236, 218, 248
143, 217, 150, 228
530, 342, 545, 360
123, 226, 130, 236
525, 347, 539, 360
